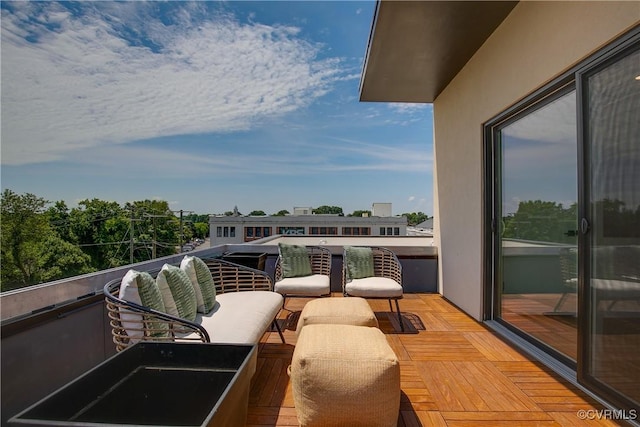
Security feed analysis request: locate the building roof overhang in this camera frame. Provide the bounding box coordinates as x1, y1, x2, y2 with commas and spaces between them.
359, 0, 518, 103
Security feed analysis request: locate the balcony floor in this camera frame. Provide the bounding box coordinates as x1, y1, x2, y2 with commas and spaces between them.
248, 293, 621, 426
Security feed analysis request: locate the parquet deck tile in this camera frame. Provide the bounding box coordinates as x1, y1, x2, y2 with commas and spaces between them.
464, 331, 529, 361
246, 294, 624, 426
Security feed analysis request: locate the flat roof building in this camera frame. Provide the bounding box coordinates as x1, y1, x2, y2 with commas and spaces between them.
209, 208, 407, 246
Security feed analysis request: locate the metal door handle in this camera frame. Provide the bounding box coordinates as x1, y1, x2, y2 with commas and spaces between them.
580, 218, 590, 234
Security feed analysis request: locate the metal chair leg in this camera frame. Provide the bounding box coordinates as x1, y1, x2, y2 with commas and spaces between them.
394, 299, 404, 332
272, 319, 286, 343
553, 292, 569, 312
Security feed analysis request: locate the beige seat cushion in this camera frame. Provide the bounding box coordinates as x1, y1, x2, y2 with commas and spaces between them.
274, 274, 330, 297
291, 324, 400, 427
296, 297, 378, 335
182, 291, 282, 344
345, 277, 403, 298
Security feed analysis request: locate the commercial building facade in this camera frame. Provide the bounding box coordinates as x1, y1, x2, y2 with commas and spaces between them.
209, 214, 407, 246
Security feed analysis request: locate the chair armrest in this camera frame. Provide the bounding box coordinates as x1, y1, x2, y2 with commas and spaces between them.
204, 258, 273, 293
104, 278, 210, 352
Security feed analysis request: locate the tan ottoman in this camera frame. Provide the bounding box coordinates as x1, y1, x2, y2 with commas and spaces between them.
291, 324, 400, 427
296, 297, 378, 336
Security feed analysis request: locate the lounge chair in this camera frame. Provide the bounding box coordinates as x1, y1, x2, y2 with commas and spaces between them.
342, 246, 405, 331
274, 244, 332, 309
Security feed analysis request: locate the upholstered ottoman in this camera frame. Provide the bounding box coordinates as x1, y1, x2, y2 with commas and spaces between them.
290, 324, 400, 427
296, 297, 378, 336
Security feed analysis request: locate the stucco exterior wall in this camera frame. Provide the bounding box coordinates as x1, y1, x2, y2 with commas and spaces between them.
433, 2, 639, 320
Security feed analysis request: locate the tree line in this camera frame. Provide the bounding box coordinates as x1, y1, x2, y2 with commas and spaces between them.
1, 190, 209, 292
1, 191, 432, 292
229, 205, 431, 226
502, 198, 640, 243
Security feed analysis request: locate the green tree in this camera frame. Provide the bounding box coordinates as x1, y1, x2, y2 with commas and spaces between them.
503, 200, 577, 243
183, 213, 209, 240
313, 205, 343, 215
249, 210, 266, 216
1, 190, 93, 291
2, 190, 49, 289
273, 209, 290, 216
46, 201, 75, 242
38, 234, 94, 283
193, 222, 209, 239
402, 212, 430, 226
125, 200, 180, 262
349, 210, 372, 217
69, 199, 127, 269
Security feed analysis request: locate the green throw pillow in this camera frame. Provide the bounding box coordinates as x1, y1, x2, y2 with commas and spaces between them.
119, 269, 169, 339
345, 246, 375, 279
279, 243, 312, 278
157, 264, 198, 322
192, 257, 216, 311
135, 271, 169, 337
181, 255, 216, 313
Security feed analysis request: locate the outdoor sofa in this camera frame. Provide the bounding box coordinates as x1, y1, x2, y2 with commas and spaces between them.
104, 256, 284, 352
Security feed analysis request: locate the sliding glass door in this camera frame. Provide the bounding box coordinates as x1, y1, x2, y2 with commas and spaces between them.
492, 87, 579, 362
487, 29, 639, 412
581, 43, 640, 407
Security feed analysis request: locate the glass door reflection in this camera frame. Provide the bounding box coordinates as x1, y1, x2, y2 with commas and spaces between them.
583, 46, 640, 407
497, 89, 578, 361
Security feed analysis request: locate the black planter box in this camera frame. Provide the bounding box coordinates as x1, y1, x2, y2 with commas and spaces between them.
9, 343, 256, 427
222, 252, 267, 271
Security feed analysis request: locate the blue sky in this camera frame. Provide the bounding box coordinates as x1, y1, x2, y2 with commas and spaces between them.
1, 1, 434, 216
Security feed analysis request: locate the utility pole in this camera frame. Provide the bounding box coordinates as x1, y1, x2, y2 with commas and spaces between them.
144, 213, 168, 259
153, 215, 156, 259
172, 209, 193, 251
130, 209, 135, 264
179, 210, 183, 249
128, 208, 145, 264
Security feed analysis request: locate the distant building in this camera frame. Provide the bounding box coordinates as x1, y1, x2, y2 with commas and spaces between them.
407, 218, 434, 236
372, 202, 392, 217
293, 207, 313, 215
416, 218, 433, 230
209, 204, 406, 245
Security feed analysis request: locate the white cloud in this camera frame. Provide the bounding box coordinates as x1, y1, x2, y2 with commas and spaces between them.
325, 137, 432, 173
65, 133, 432, 178
408, 196, 416, 202
1, 2, 345, 165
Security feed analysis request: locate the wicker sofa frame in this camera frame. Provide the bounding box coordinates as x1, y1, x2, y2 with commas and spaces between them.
342, 246, 404, 331
104, 258, 285, 352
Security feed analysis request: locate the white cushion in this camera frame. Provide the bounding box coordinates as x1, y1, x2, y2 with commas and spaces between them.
183, 291, 283, 344
274, 274, 330, 296
118, 269, 169, 341
118, 270, 144, 342
345, 277, 403, 298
